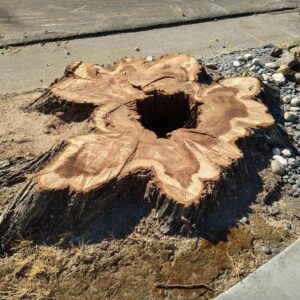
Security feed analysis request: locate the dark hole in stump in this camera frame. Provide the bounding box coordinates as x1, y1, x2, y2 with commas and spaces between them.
136, 92, 198, 138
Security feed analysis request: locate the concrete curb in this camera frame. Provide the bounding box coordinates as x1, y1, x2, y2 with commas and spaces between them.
216, 239, 300, 300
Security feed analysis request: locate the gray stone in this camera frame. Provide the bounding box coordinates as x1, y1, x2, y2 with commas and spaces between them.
146, 55, 154, 62
272, 73, 286, 85
271, 159, 285, 175
233, 60, 241, 67
264, 62, 277, 69
244, 53, 253, 60
282, 148, 292, 157
273, 155, 288, 166
241, 216, 249, 224
271, 247, 280, 254
272, 148, 281, 155
284, 112, 297, 122
290, 107, 300, 112
237, 56, 246, 62
262, 245, 272, 255
290, 98, 300, 107
282, 95, 291, 104
252, 58, 261, 65
288, 158, 298, 167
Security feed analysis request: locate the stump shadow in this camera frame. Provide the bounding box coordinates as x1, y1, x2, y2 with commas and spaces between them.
9, 82, 296, 249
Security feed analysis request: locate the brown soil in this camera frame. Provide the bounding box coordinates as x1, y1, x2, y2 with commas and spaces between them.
0, 91, 299, 300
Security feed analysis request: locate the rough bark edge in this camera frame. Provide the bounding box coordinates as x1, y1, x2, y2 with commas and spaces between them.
0, 125, 283, 251
0, 141, 67, 187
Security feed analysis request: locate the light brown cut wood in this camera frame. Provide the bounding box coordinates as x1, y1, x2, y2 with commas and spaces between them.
0, 54, 275, 246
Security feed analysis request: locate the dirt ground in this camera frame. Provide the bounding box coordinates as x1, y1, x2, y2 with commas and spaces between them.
0, 91, 299, 300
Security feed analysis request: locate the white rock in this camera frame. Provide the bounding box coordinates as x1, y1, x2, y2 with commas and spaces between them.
237, 56, 246, 62
271, 160, 285, 175
282, 148, 292, 157
252, 58, 261, 65
288, 158, 298, 167
272, 73, 286, 85
290, 98, 300, 107
284, 112, 298, 122
273, 155, 288, 166
249, 65, 256, 72
146, 55, 154, 62
272, 148, 281, 155
233, 61, 241, 67
290, 107, 300, 112
244, 53, 253, 60
262, 74, 271, 81
264, 62, 277, 69
282, 95, 291, 104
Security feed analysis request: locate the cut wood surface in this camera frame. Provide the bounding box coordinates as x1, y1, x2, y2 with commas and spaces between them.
36, 54, 274, 204
0, 54, 275, 245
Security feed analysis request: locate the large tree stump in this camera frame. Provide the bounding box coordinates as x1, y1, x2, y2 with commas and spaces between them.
0, 54, 275, 246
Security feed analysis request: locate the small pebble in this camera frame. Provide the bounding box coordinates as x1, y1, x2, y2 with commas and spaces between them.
272, 148, 281, 155
282, 95, 291, 104
262, 245, 272, 255
273, 155, 288, 166
233, 61, 241, 67
270, 247, 280, 254
264, 62, 277, 69
272, 73, 286, 85
288, 158, 298, 167
262, 74, 271, 81
134, 46, 140, 51
290, 98, 300, 107
244, 53, 253, 60
252, 58, 261, 65
241, 216, 249, 224
286, 223, 292, 229
282, 148, 292, 157
237, 56, 246, 62
284, 112, 298, 122
146, 55, 154, 62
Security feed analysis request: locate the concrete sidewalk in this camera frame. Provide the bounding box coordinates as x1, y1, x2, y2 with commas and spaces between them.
216, 239, 300, 300
1, 10, 300, 95
0, 0, 298, 47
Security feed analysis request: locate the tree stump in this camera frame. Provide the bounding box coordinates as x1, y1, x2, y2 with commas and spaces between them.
0, 54, 275, 246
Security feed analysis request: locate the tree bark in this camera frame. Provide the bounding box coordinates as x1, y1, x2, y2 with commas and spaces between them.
0, 54, 275, 248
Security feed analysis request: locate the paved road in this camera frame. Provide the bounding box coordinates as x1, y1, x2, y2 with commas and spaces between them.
1, 10, 300, 95
0, 0, 298, 47
216, 239, 300, 300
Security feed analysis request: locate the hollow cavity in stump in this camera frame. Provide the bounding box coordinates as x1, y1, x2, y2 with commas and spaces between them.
0, 54, 275, 244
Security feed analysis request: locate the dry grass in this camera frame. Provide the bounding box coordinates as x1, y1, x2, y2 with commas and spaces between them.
0, 242, 63, 300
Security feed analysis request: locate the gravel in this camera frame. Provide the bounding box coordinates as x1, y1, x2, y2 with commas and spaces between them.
202, 44, 300, 198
